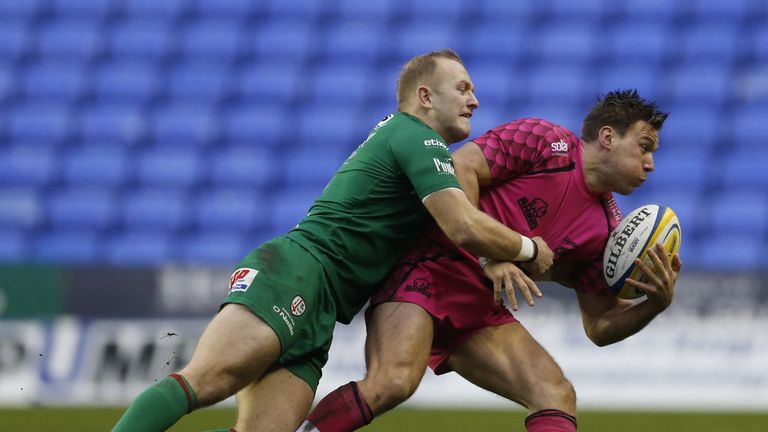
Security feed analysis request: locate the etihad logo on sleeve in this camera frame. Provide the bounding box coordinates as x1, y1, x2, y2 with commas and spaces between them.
424, 138, 447, 149
433, 157, 455, 175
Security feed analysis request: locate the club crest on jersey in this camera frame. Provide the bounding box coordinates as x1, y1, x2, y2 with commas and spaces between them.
229, 268, 259, 293
290, 295, 306, 316
518, 197, 548, 229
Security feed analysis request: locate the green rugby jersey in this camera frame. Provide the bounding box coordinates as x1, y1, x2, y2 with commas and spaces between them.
286, 112, 461, 323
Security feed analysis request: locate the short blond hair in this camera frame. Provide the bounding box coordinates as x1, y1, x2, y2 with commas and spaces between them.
396, 49, 464, 109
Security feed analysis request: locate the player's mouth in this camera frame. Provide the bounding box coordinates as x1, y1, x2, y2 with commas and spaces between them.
460, 113, 472, 118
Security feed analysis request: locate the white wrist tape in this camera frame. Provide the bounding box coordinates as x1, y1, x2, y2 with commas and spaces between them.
513, 236, 536, 261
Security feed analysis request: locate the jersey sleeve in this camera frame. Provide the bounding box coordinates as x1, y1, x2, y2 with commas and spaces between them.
472, 118, 579, 185
389, 129, 461, 200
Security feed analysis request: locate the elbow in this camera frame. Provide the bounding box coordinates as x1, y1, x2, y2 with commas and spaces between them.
585, 326, 617, 347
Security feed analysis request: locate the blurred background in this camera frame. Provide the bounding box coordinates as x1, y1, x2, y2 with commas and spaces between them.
0, 0, 767, 430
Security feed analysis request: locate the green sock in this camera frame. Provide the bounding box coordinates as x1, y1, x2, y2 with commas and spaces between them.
112, 374, 198, 432
203, 429, 234, 432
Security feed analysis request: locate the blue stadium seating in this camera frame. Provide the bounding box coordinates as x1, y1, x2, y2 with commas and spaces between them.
0, 146, 57, 187
0, 188, 42, 230
109, 20, 174, 61
34, 230, 99, 264
22, 62, 88, 103
0, 0, 766, 268
209, 146, 276, 189
7, 104, 73, 145
93, 61, 159, 104
193, 187, 270, 232
149, 103, 219, 147
135, 148, 204, 188
121, 188, 189, 231
0, 22, 32, 61
36, 19, 101, 61
180, 232, 250, 264
105, 230, 174, 265
47, 187, 116, 230
0, 230, 28, 262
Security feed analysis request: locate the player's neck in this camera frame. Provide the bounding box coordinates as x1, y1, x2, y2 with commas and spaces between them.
581, 141, 609, 194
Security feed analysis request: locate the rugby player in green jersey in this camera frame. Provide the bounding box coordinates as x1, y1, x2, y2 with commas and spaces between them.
112, 49, 554, 432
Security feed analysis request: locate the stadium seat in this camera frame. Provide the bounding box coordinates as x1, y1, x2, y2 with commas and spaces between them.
264, 0, 324, 18
109, 19, 174, 61
308, 63, 371, 105
135, 148, 204, 187
165, 62, 231, 102
36, 19, 101, 61
121, 0, 186, 19
0, 188, 42, 230
47, 187, 117, 230
209, 146, 277, 189
105, 230, 174, 265
282, 148, 348, 187
7, 103, 73, 145
622, 0, 681, 21
534, 23, 599, 63
540, 0, 607, 20
609, 22, 670, 66
463, 26, 526, 66
0, 145, 58, 187
467, 61, 518, 107
296, 104, 368, 149
179, 231, 250, 264
268, 188, 322, 233
235, 60, 302, 103
78, 104, 145, 146
121, 188, 190, 231
323, 21, 384, 63
252, 20, 315, 61
149, 102, 219, 147
664, 63, 731, 106
476, 0, 535, 21
21, 62, 88, 103
66, 150, 131, 189
93, 61, 160, 104
729, 106, 768, 145
679, 22, 740, 64
179, 19, 244, 62
720, 148, 768, 190
505, 103, 583, 131
193, 187, 270, 232
659, 105, 719, 151
598, 64, 660, 101
51, 0, 114, 18
34, 230, 99, 264
0, 66, 13, 102
221, 103, 288, 147
710, 192, 768, 236
644, 149, 709, 194
337, 0, 395, 19
751, 26, 768, 61
190, 0, 254, 18
525, 65, 593, 105
0, 0, 44, 19
696, 233, 765, 271
403, 0, 466, 19
0, 22, 34, 61
691, 0, 750, 21
392, 22, 459, 60
0, 230, 28, 262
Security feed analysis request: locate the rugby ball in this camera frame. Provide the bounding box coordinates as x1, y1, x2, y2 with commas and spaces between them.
603, 204, 681, 299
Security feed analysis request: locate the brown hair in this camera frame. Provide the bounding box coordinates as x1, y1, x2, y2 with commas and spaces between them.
581, 89, 669, 141
396, 49, 464, 109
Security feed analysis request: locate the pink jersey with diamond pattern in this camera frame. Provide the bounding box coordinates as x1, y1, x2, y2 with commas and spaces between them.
475, 117, 621, 294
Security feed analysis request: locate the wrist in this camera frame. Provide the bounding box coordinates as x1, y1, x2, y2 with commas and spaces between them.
514, 236, 538, 262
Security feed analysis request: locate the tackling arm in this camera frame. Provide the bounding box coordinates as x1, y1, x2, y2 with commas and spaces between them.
451, 141, 491, 207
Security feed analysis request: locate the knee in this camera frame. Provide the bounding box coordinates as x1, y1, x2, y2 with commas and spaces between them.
178, 367, 245, 407
537, 374, 576, 412
362, 368, 421, 413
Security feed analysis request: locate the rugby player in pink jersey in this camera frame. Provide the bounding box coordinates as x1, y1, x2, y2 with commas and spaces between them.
292, 90, 683, 432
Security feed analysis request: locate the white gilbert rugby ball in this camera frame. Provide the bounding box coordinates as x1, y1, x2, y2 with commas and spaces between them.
603, 204, 682, 299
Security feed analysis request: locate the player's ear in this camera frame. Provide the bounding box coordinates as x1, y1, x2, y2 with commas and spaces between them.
598, 126, 614, 150
417, 85, 432, 108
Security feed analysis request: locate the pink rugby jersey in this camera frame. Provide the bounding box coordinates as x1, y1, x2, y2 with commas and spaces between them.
434, 118, 622, 295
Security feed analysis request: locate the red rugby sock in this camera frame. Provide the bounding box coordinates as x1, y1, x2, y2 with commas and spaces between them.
305, 381, 373, 431
525, 409, 577, 431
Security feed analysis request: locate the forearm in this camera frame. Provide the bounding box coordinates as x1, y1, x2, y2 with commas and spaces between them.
584, 299, 665, 347
450, 209, 534, 261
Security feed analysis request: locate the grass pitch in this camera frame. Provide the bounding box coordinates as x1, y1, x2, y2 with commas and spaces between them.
1, 407, 767, 431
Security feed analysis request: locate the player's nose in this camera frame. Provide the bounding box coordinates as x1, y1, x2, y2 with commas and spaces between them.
468, 90, 479, 109
643, 154, 654, 172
